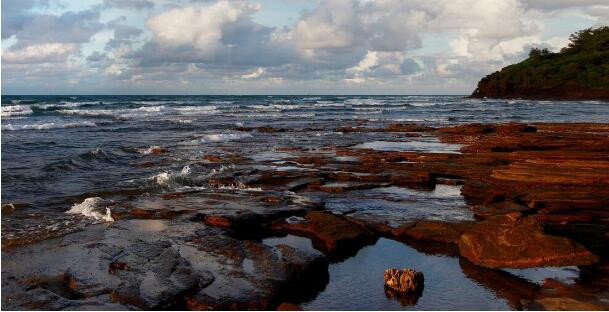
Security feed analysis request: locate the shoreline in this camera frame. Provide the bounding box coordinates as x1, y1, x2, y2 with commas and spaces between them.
2, 121, 609, 310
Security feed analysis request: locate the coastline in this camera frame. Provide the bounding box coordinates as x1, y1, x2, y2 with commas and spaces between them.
3, 121, 609, 310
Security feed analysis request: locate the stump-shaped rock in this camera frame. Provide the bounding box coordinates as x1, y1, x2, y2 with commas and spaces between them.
383, 268, 424, 293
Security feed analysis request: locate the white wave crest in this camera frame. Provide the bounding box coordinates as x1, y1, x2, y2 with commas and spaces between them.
173, 106, 219, 115
57, 105, 219, 120
1, 105, 33, 117
149, 165, 194, 188
2, 121, 97, 131
200, 132, 252, 143
137, 105, 166, 112
57, 109, 116, 117
249, 104, 298, 111
65, 197, 114, 222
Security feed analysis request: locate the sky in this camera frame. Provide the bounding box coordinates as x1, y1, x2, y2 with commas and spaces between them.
1, 0, 608, 95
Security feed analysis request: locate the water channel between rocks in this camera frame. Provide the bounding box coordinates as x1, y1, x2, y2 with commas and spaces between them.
264, 235, 579, 311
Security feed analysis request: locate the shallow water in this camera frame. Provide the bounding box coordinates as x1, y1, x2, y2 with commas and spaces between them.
353, 140, 463, 153
301, 238, 511, 310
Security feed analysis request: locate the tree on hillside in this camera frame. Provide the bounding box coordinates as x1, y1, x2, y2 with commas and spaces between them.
561, 26, 609, 53
528, 48, 551, 59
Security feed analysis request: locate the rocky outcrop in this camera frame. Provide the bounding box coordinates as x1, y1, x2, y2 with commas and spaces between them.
458, 215, 599, 268
1, 217, 327, 310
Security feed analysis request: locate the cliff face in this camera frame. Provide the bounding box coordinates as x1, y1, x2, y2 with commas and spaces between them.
472, 27, 609, 101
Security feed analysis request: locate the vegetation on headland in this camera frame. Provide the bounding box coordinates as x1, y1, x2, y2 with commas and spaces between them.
471, 26, 609, 100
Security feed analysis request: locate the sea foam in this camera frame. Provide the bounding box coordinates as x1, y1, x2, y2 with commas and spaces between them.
200, 132, 252, 143
65, 197, 114, 222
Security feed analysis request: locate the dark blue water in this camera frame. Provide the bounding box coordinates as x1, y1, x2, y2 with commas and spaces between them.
3, 95, 608, 210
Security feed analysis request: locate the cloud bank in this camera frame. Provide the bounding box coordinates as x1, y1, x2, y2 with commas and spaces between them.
2, 0, 608, 94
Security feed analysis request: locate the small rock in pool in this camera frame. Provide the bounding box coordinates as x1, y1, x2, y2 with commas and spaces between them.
384, 268, 424, 293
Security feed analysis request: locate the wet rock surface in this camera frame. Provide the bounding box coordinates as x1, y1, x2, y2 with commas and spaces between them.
2, 213, 327, 310
3, 122, 609, 310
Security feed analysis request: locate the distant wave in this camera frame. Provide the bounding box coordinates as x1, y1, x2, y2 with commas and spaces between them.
2, 121, 97, 131
57, 105, 219, 120
248, 104, 299, 111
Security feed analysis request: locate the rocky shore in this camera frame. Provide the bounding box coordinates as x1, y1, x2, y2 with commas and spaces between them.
2, 122, 609, 310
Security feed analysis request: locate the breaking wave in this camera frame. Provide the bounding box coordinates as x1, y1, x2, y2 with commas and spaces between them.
1, 105, 34, 117
65, 197, 114, 222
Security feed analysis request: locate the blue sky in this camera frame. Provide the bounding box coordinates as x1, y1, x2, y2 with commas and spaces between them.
2, 0, 608, 95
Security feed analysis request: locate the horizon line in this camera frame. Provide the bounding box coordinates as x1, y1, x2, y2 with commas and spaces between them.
2, 94, 470, 96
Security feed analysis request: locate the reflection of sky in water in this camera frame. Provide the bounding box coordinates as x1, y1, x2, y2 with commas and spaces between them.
325, 185, 473, 224
263, 234, 321, 256
353, 140, 463, 153
503, 266, 579, 285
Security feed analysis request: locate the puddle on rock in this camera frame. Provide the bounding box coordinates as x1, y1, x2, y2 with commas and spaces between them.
353, 140, 463, 153
503, 266, 579, 285
263, 234, 321, 256
326, 185, 473, 226
301, 238, 511, 310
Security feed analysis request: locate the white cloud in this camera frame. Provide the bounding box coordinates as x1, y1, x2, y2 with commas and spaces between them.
147, 1, 261, 55
2, 43, 77, 64
2, 0, 609, 94
241, 67, 265, 79
347, 51, 378, 74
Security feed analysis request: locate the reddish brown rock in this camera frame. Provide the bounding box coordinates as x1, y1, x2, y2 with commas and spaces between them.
385, 123, 433, 132
529, 297, 609, 311
458, 216, 599, 268
271, 211, 375, 255
471, 200, 531, 219
202, 154, 223, 162
277, 303, 303, 311
392, 220, 472, 243
203, 215, 233, 228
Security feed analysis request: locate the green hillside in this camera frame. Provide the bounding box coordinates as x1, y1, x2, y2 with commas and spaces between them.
471, 27, 609, 100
